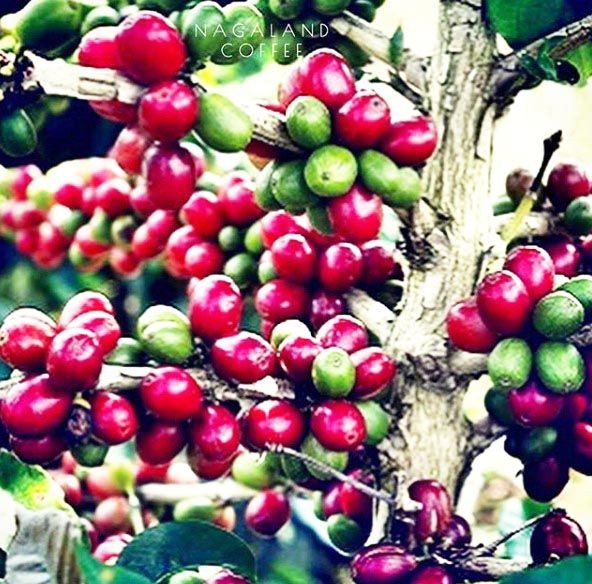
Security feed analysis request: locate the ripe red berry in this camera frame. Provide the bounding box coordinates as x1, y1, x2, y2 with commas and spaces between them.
278, 64, 306, 108
140, 366, 203, 422
78, 26, 120, 69
139, 80, 198, 142
93, 533, 133, 565
309, 290, 346, 330
94, 495, 131, 536
379, 116, 438, 167
73, 224, 110, 258
187, 445, 234, 480
52, 471, 83, 507
143, 143, 197, 211
209, 570, 250, 584
136, 418, 186, 465
310, 400, 366, 451
184, 242, 225, 278
130, 184, 158, 217
110, 125, 153, 175
503, 246, 555, 302
541, 237, 581, 277
110, 248, 142, 277
10, 432, 67, 464
340, 471, 372, 522
260, 210, 305, 248
318, 243, 363, 292
243, 400, 306, 449
351, 545, 417, 584
334, 90, 390, 149
359, 241, 397, 287
0, 374, 72, 437
278, 334, 322, 381
245, 489, 290, 537
322, 482, 343, 517
547, 163, 591, 211
94, 178, 131, 217
446, 297, 498, 353
408, 479, 452, 543
351, 347, 396, 400
271, 234, 317, 283
316, 315, 368, 353
523, 455, 569, 502
255, 279, 310, 321
165, 225, 203, 277
116, 11, 186, 84
181, 190, 225, 239
218, 174, 264, 227
66, 311, 121, 355
58, 291, 114, 328
211, 332, 277, 384
410, 565, 454, 584
188, 275, 243, 341
90, 392, 139, 445
86, 466, 124, 500
530, 510, 588, 564
476, 270, 532, 335
189, 403, 241, 462
508, 381, 564, 427
131, 222, 165, 259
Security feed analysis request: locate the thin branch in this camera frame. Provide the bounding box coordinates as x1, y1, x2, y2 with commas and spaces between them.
345, 288, 396, 345
137, 478, 256, 505
483, 512, 549, 554
494, 210, 558, 240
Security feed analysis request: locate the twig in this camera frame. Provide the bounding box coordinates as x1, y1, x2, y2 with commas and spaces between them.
345, 288, 396, 345
137, 479, 257, 505
127, 489, 145, 535
483, 511, 550, 554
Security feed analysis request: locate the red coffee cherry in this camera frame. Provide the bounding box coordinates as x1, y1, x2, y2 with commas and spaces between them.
547, 163, 591, 211
52, 471, 83, 507
446, 297, 498, 353
310, 400, 366, 451
218, 174, 265, 227
523, 455, 569, 502
503, 246, 555, 302
1, 374, 72, 437
140, 366, 203, 422
359, 241, 397, 287
187, 445, 234, 480
189, 403, 241, 461
318, 243, 363, 292
379, 116, 438, 167
316, 315, 368, 353
93, 533, 133, 565
181, 190, 225, 240
541, 237, 581, 277
440, 514, 472, 548
110, 248, 142, 277
184, 242, 225, 279
322, 482, 343, 518
58, 291, 114, 328
90, 392, 139, 445
136, 418, 186, 465
351, 544, 417, 584
94, 495, 132, 536
209, 570, 250, 584
530, 510, 588, 564
78, 26, 120, 69
116, 11, 186, 84
408, 479, 452, 543
340, 471, 372, 522
130, 184, 158, 217
255, 279, 311, 322
351, 347, 396, 400
410, 565, 454, 584
10, 432, 67, 464
278, 334, 322, 382
139, 80, 199, 142
507, 381, 564, 427
211, 332, 277, 384
110, 125, 153, 175
66, 311, 121, 355
260, 210, 305, 249
189, 275, 243, 341
46, 328, 103, 392
243, 400, 306, 449
245, 489, 290, 537
309, 290, 346, 330
165, 226, 203, 277
94, 178, 132, 217
271, 234, 317, 283
135, 461, 170, 485
86, 466, 124, 500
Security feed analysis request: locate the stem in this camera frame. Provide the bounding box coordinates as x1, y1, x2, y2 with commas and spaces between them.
483, 511, 550, 554
127, 488, 145, 535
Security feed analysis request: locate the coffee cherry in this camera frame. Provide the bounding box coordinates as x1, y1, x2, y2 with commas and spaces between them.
321, 482, 344, 518
78, 26, 120, 69
243, 399, 306, 449
312, 347, 356, 397
410, 565, 454, 584
316, 315, 368, 353
211, 332, 277, 384
209, 570, 250, 583
547, 163, 591, 211
541, 237, 581, 277
311, 400, 366, 451
46, 328, 103, 391
58, 291, 114, 328
270, 319, 311, 349
530, 510, 588, 564
187, 445, 234, 480
116, 11, 186, 84
351, 347, 396, 400
270, 234, 317, 283
245, 489, 290, 537
1, 374, 71, 437
165, 225, 203, 277
508, 381, 563, 427
218, 174, 265, 227
408, 479, 452, 543
318, 243, 363, 292
93, 533, 133, 565
135, 461, 170, 485
94, 495, 131, 536
350, 544, 417, 584
503, 246, 555, 302
189, 403, 241, 461
523, 455, 569, 502
10, 432, 67, 464
440, 514, 472, 547
185, 242, 226, 278
301, 433, 349, 479
278, 335, 322, 381
140, 366, 203, 422
136, 418, 186, 465
476, 270, 531, 335
89, 392, 139, 445
446, 297, 498, 353
53, 471, 83, 507
379, 116, 438, 167
340, 471, 372, 522
506, 168, 534, 203
255, 279, 310, 321
110, 125, 153, 175
260, 210, 305, 248
66, 311, 121, 355
181, 190, 225, 240
189, 275, 243, 341
94, 178, 131, 217
309, 290, 346, 330
130, 184, 158, 217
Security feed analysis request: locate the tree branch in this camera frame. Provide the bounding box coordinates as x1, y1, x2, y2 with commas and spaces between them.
345, 288, 396, 345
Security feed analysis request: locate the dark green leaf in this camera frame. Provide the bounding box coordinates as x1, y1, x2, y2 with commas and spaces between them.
502, 556, 592, 584
117, 521, 257, 582
565, 43, 592, 85
388, 27, 404, 65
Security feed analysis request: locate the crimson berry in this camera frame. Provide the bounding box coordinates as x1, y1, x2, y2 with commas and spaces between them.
278, 64, 306, 108
298, 49, 356, 110
316, 315, 368, 353
181, 190, 225, 239
271, 234, 317, 283
86, 466, 124, 500
189, 403, 241, 461
46, 328, 103, 392
476, 270, 531, 335
93, 533, 133, 565
11, 201, 45, 229
54, 175, 85, 208
90, 98, 138, 125
380, 116, 438, 167
350, 545, 417, 584
243, 399, 306, 449
508, 381, 563, 426
0, 313, 56, 371
53, 471, 83, 507
187, 445, 234, 480
184, 242, 225, 278
15, 227, 39, 256
10, 432, 66, 464
541, 237, 581, 277
110, 248, 142, 277
110, 125, 153, 175
318, 243, 363, 292
90, 392, 139, 445
66, 311, 121, 355
255, 279, 310, 321
188, 275, 243, 341
359, 241, 396, 287
165, 225, 202, 277
408, 479, 452, 543
560, 392, 589, 423
410, 565, 454, 584
351, 347, 396, 400
245, 489, 290, 537
139, 80, 198, 142
209, 570, 250, 584
211, 332, 277, 384
310, 400, 366, 451
334, 90, 390, 149
136, 418, 186, 465
547, 163, 591, 211
523, 455, 569, 502
94, 178, 131, 217
530, 510, 588, 564
309, 290, 346, 330
260, 210, 305, 248
140, 366, 203, 422
135, 461, 170, 485
441, 514, 472, 547
73, 224, 110, 258
218, 174, 264, 226
340, 471, 372, 522
446, 297, 498, 353
278, 334, 321, 381
58, 291, 114, 328
78, 26, 120, 68
328, 185, 383, 243
0, 374, 72, 437
94, 495, 131, 536
116, 11, 186, 84
503, 246, 555, 302
130, 184, 158, 217
143, 143, 196, 211
297, 213, 345, 249
145, 208, 180, 239
132, 222, 165, 259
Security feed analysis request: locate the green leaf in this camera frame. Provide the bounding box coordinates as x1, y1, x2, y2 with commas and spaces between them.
565, 43, 592, 85
0, 449, 70, 511
117, 521, 257, 582
388, 27, 404, 65
75, 542, 152, 584
502, 555, 592, 584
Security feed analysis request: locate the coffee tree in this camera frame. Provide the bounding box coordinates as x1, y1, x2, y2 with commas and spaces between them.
1, 0, 592, 582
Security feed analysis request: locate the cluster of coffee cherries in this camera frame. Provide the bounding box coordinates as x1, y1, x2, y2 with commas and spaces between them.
252, 49, 436, 221
447, 244, 592, 501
